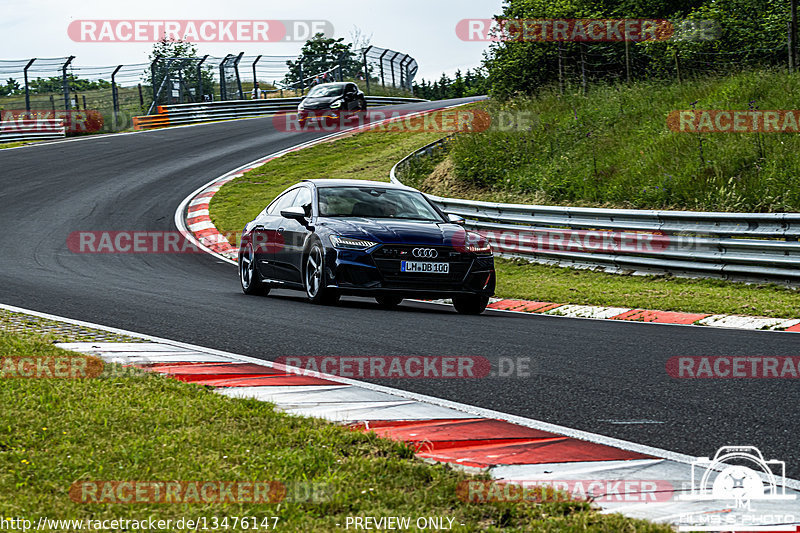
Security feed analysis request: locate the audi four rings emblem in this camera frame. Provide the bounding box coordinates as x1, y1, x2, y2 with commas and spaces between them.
412, 248, 438, 258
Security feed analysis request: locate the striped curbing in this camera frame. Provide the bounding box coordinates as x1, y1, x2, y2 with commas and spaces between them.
52, 335, 800, 531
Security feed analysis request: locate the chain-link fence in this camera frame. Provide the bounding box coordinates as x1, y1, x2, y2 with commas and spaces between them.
0, 45, 418, 135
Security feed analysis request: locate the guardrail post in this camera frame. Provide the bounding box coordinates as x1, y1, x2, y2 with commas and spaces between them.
362, 46, 371, 94
196, 55, 208, 102
252, 55, 262, 97
23, 58, 35, 113
111, 64, 122, 130
233, 52, 244, 100
62, 55, 75, 110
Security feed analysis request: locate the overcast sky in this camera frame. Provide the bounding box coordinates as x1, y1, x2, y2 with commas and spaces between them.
2, 0, 504, 82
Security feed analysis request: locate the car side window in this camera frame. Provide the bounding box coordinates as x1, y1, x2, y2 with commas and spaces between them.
266, 189, 299, 215
292, 187, 313, 217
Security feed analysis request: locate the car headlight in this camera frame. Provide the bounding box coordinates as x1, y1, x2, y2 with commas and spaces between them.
330, 235, 378, 250
330, 99, 343, 109
464, 232, 492, 254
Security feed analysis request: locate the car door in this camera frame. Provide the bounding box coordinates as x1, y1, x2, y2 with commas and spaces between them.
252, 188, 298, 281
271, 186, 312, 284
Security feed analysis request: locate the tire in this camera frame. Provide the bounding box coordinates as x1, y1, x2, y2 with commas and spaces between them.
358, 98, 367, 112
375, 296, 403, 309
452, 295, 489, 315
304, 242, 340, 305
239, 241, 270, 296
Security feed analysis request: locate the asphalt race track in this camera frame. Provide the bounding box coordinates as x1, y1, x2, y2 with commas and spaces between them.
2, 97, 799, 476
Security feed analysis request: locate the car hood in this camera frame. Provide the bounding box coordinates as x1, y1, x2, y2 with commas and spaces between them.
320, 218, 465, 246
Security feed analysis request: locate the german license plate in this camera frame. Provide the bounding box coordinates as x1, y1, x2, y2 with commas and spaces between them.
400, 261, 449, 273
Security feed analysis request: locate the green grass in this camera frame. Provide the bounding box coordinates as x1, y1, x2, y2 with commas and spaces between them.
0, 331, 672, 532
210, 129, 444, 235
434, 69, 800, 212
0, 141, 40, 149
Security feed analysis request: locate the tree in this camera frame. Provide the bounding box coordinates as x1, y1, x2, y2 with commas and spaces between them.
284, 34, 360, 87
146, 37, 214, 104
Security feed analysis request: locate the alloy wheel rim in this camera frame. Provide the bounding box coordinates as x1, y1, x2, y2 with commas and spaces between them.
306, 247, 322, 297
240, 244, 254, 288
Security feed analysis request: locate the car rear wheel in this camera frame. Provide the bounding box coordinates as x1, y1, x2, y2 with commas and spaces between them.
305, 242, 340, 305
239, 242, 269, 296
375, 296, 403, 309
452, 295, 489, 315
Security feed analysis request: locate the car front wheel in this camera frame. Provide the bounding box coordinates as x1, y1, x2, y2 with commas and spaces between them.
305, 242, 340, 305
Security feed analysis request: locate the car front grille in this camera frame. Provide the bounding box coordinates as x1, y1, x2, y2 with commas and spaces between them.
371, 245, 473, 288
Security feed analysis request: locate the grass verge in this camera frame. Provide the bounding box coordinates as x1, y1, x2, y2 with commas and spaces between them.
434, 69, 800, 212
209, 110, 799, 319
0, 331, 671, 532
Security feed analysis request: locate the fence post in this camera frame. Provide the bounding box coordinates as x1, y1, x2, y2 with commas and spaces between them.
389, 52, 400, 88
150, 55, 160, 107
62, 55, 75, 110
557, 44, 564, 95
252, 55, 262, 97
792, 0, 798, 72
23, 58, 35, 113
580, 44, 587, 95
790, 20, 796, 74
111, 64, 122, 129
219, 55, 230, 101
362, 46, 371, 94
624, 33, 631, 83
82, 95, 86, 110
233, 52, 244, 99
299, 60, 304, 93
378, 49, 388, 88
196, 55, 208, 102
399, 54, 410, 89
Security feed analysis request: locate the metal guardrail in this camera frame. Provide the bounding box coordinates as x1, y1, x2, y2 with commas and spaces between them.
391, 137, 800, 283
132, 96, 428, 130
0, 118, 65, 143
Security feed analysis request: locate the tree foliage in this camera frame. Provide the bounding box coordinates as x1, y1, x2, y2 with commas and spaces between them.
284, 34, 361, 86
482, 0, 794, 99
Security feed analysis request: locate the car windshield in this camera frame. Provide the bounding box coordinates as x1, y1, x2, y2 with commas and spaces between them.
306, 84, 344, 97
318, 186, 444, 222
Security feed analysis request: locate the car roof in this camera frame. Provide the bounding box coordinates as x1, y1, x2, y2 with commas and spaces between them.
302, 179, 415, 191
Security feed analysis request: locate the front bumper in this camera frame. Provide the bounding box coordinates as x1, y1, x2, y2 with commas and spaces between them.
324, 244, 495, 298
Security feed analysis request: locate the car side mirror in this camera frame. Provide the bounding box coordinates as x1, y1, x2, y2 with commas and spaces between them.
447, 214, 465, 225
281, 206, 307, 222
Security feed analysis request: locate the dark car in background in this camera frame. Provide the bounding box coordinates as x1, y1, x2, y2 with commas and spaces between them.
238, 180, 495, 314
297, 82, 367, 125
